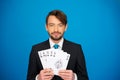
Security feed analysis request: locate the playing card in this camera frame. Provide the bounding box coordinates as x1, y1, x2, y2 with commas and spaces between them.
38, 49, 70, 75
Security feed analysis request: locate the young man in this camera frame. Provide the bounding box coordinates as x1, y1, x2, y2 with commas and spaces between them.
27, 10, 89, 80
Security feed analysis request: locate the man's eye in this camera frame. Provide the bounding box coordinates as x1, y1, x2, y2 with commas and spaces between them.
58, 24, 63, 27
49, 24, 54, 27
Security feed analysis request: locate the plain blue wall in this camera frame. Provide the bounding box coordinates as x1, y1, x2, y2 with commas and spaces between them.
0, 0, 120, 80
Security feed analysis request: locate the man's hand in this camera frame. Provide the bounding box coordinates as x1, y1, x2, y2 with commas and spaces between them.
58, 70, 75, 80
37, 68, 54, 80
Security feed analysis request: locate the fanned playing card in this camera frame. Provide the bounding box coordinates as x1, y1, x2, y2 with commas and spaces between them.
38, 49, 70, 75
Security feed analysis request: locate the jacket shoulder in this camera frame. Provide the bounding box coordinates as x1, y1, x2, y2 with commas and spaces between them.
32, 40, 49, 51
64, 39, 81, 47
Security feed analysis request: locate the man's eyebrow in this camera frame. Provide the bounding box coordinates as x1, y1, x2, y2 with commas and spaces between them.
48, 23, 63, 25
48, 23, 55, 24
58, 23, 63, 24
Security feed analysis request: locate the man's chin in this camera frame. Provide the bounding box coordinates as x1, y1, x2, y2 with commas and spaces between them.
50, 36, 62, 41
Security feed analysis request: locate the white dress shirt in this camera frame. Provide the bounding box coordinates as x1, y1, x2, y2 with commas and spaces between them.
49, 38, 64, 49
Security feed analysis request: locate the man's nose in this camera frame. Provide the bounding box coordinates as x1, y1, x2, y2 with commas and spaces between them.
54, 26, 58, 32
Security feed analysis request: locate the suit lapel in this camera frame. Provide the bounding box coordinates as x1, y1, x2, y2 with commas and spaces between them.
43, 39, 50, 49
62, 39, 69, 52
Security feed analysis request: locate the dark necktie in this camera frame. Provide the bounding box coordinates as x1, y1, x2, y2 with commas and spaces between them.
53, 44, 59, 49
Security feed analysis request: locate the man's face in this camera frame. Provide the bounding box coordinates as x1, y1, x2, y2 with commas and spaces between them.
46, 15, 67, 41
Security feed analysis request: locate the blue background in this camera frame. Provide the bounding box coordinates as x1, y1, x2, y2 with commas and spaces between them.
0, 0, 120, 80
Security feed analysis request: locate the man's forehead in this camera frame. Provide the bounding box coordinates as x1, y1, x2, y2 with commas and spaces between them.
47, 15, 66, 25
48, 16, 60, 21
47, 17, 63, 24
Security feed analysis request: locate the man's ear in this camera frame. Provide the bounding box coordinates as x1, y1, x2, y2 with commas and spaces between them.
45, 24, 48, 31
65, 24, 68, 31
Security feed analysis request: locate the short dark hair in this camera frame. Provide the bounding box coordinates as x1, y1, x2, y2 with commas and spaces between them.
46, 10, 67, 25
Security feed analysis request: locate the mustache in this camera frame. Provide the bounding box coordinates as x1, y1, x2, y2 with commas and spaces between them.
51, 32, 61, 34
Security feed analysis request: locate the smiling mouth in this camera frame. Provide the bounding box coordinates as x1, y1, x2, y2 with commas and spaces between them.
50, 32, 63, 41
52, 32, 61, 35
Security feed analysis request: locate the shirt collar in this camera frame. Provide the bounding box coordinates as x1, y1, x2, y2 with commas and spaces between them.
49, 38, 64, 49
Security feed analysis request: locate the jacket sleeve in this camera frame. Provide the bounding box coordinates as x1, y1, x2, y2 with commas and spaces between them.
27, 47, 40, 80
76, 45, 89, 80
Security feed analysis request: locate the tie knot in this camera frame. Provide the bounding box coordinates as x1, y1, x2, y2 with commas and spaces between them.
53, 44, 59, 49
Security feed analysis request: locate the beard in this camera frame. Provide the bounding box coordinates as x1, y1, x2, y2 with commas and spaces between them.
48, 32, 64, 41
50, 35, 63, 41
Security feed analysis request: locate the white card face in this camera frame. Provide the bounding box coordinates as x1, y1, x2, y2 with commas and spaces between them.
38, 49, 70, 75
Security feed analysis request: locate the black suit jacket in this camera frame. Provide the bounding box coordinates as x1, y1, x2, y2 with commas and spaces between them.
27, 39, 88, 80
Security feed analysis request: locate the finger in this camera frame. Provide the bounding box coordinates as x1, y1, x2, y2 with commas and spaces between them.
39, 69, 54, 80
59, 74, 72, 80
59, 73, 70, 77
44, 74, 54, 80
59, 70, 71, 74
59, 70, 74, 79
44, 70, 54, 78
59, 70, 66, 73
45, 68, 53, 73
44, 72, 54, 76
